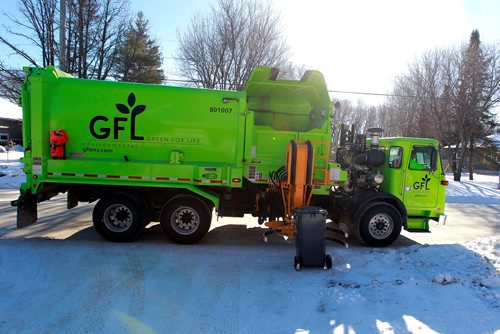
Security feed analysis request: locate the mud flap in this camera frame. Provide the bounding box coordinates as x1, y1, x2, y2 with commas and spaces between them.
14, 192, 38, 228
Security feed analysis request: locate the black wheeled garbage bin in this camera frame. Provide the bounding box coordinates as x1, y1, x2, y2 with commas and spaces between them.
293, 206, 332, 271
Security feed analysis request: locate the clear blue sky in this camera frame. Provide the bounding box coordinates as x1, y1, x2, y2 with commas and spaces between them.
1, 0, 499, 106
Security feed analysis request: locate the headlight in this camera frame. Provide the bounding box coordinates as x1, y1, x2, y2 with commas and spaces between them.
374, 172, 384, 184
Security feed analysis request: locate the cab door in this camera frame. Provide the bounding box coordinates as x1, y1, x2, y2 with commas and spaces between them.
404, 145, 441, 209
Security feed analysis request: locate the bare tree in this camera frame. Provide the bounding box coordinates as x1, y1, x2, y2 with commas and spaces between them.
276, 62, 307, 80
0, 63, 24, 103
0, 0, 58, 68
332, 99, 378, 134
387, 49, 454, 140
176, 0, 291, 90
64, 0, 128, 79
0, 0, 129, 101
385, 31, 499, 181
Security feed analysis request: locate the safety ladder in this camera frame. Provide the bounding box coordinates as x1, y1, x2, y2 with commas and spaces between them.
311, 141, 331, 186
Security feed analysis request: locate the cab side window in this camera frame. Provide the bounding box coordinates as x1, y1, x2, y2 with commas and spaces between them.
389, 146, 402, 168
409, 146, 433, 171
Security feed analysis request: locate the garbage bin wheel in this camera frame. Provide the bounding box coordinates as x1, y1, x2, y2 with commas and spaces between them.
294, 256, 302, 271
324, 254, 333, 270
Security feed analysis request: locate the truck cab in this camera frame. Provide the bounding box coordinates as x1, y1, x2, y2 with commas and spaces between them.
379, 137, 447, 231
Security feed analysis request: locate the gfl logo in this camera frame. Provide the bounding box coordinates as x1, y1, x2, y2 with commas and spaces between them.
89, 92, 146, 140
413, 174, 431, 190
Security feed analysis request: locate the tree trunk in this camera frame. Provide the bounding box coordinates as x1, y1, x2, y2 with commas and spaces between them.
468, 138, 474, 180
450, 149, 461, 181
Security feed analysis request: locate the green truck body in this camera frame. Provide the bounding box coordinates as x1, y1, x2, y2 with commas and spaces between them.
14, 66, 447, 246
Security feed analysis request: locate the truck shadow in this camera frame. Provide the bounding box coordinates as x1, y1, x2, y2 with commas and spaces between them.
66, 222, 420, 249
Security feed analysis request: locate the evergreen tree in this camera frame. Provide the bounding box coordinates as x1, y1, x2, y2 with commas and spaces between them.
454, 30, 498, 180
114, 11, 164, 84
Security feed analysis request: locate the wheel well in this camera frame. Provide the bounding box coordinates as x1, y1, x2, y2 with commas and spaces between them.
347, 191, 407, 227
68, 184, 215, 222
162, 193, 213, 214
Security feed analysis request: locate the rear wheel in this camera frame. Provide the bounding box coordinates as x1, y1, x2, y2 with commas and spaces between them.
160, 195, 212, 244
356, 202, 402, 247
93, 194, 147, 242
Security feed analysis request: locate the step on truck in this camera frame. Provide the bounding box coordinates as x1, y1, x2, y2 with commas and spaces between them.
13, 66, 447, 247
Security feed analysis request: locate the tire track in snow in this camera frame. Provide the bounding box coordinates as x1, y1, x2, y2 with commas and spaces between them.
80, 242, 109, 332
42, 242, 108, 332
151, 244, 201, 332
0, 242, 37, 333
197, 247, 241, 334
125, 246, 146, 318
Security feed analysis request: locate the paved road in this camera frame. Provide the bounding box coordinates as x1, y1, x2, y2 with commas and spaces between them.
1, 190, 498, 245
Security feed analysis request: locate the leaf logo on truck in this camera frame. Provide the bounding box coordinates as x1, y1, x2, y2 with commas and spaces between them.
89, 92, 146, 140
413, 174, 431, 190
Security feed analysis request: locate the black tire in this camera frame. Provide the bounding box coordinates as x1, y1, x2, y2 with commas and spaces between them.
160, 195, 212, 244
92, 194, 148, 242
356, 202, 402, 247
324, 254, 333, 270
294, 256, 302, 271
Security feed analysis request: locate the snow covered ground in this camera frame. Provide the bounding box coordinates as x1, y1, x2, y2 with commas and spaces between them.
0, 151, 24, 188
0, 151, 499, 333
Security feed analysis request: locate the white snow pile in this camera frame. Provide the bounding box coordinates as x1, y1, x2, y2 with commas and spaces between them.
465, 236, 500, 289
446, 172, 500, 204
324, 237, 500, 333
0, 151, 24, 188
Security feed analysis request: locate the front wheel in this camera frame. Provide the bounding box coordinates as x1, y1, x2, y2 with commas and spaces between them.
160, 195, 212, 244
356, 202, 402, 247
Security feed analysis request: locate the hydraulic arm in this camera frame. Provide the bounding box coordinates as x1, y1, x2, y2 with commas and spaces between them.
265, 140, 315, 239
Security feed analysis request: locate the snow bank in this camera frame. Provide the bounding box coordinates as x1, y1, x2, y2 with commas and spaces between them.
465, 236, 500, 272
0, 151, 24, 189
446, 173, 500, 204
322, 237, 500, 333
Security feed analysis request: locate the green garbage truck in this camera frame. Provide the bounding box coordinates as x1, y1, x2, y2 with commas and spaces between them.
13, 66, 447, 247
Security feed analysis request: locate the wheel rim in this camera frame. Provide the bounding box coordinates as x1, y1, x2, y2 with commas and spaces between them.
368, 213, 393, 240
171, 207, 200, 235
103, 204, 133, 233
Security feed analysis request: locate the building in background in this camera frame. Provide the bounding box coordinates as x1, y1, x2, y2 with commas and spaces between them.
0, 98, 22, 147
